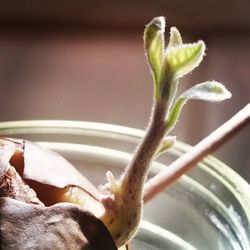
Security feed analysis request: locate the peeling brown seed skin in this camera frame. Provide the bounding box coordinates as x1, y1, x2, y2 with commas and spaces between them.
0, 165, 43, 206
7, 138, 105, 217
0, 138, 118, 250
0, 138, 42, 205
0, 198, 117, 250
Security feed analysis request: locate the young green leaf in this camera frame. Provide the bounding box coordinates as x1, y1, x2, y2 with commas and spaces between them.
167, 27, 182, 49
156, 136, 176, 157
157, 27, 182, 103
180, 81, 232, 101
166, 81, 231, 130
144, 17, 165, 91
165, 41, 205, 79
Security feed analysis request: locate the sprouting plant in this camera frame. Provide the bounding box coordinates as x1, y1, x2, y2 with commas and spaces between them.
2, 16, 245, 250
99, 16, 231, 247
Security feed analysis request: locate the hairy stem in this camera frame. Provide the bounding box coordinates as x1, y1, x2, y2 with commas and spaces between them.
144, 103, 250, 202
101, 99, 169, 246
120, 100, 168, 205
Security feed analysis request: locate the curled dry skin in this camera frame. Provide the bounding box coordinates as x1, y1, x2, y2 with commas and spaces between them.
0, 139, 40, 205
0, 139, 119, 250
0, 165, 42, 205
0, 197, 117, 250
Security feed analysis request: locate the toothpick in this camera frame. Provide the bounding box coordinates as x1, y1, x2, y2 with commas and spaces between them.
144, 103, 250, 203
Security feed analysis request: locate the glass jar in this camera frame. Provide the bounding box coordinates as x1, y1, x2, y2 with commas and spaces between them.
0, 120, 249, 250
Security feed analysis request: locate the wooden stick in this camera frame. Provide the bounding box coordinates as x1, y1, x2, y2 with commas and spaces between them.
144, 103, 250, 203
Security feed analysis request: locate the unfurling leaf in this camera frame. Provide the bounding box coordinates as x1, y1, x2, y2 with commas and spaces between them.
156, 136, 176, 157
165, 41, 205, 78
166, 81, 231, 130
144, 16, 165, 89
180, 81, 232, 102
167, 27, 182, 49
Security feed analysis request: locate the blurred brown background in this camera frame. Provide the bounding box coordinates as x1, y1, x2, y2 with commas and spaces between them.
0, 1, 249, 181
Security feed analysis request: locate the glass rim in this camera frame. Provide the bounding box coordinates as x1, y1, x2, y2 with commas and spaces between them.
0, 119, 250, 215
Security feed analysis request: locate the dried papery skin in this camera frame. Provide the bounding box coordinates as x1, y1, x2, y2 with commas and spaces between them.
7, 138, 105, 217
0, 138, 16, 177
0, 166, 43, 205
23, 141, 99, 193
0, 139, 128, 249
0, 197, 117, 250
9, 139, 99, 194
0, 139, 43, 205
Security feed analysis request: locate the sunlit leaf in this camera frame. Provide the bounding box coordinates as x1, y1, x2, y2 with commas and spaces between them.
144, 17, 165, 88
167, 27, 182, 49
166, 81, 231, 130
180, 81, 232, 101
165, 41, 205, 78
